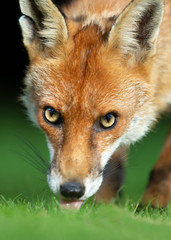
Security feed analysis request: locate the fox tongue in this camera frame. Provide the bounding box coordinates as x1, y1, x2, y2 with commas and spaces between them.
60, 199, 84, 210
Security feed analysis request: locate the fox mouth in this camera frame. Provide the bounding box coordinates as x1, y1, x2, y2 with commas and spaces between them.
47, 170, 103, 209
59, 198, 84, 210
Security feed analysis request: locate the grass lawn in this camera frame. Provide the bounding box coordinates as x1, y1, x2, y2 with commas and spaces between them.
0, 99, 171, 240
1, 199, 171, 240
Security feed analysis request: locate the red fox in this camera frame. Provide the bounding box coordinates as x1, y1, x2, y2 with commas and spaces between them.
19, 0, 171, 209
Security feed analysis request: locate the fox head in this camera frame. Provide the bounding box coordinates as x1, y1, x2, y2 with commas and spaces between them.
19, 0, 164, 203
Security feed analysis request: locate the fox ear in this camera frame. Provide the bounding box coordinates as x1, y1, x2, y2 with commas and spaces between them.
108, 0, 164, 62
19, 0, 68, 58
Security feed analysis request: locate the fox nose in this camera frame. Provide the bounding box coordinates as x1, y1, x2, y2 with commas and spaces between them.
60, 182, 85, 199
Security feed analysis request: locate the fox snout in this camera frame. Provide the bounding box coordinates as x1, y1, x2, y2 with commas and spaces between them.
47, 133, 104, 201
47, 168, 103, 202
60, 182, 85, 199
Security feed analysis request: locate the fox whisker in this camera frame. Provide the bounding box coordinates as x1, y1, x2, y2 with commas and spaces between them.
15, 136, 49, 175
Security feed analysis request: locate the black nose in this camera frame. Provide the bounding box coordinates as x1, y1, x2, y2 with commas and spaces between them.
60, 182, 85, 199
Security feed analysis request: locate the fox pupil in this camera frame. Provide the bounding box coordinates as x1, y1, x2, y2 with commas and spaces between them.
105, 114, 113, 122
49, 108, 55, 117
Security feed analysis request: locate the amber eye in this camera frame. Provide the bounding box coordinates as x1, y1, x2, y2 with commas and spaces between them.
43, 107, 61, 124
100, 113, 117, 129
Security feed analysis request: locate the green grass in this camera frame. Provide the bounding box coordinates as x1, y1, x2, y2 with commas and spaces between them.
0, 100, 171, 240
1, 197, 171, 240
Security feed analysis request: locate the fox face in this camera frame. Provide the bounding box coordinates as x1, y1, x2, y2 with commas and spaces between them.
19, 0, 164, 205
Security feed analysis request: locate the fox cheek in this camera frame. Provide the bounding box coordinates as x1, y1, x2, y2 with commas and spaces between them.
83, 175, 103, 199
46, 138, 55, 162
100, 139, 123, 170
47, 168, 62, 194
46, 141, 62, 194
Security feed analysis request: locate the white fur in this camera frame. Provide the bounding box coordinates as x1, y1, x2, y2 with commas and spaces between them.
46, 138, 55, 162
19, 16, 35, 45
101, 138, 123, 169
47, 170, 61, 194
82, 176, 103, 200
166, 94, 171, 105
122, 111, 156, 145
20, 94, 38, 126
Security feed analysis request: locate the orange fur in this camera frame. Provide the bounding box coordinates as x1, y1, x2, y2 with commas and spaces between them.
19, 0, 171, 206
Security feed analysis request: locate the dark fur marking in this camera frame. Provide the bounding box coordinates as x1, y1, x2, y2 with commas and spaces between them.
103, 156, 124, 194
147, 168, 171, 186
108, 15, 118, 22
136, 3, 159, 49
52, 0, 76, 18
52, 0, 75, 8
74, 15, 87, 22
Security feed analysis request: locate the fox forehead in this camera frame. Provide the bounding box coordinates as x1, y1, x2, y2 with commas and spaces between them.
29, 60, 137, 118
27, 25, 149, 117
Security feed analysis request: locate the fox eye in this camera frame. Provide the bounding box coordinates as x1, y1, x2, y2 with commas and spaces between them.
43, 107, 61, 125
100, 113, 117, 129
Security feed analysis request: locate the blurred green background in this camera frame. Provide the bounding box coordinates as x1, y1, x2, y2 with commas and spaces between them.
0, 85, 170, 202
